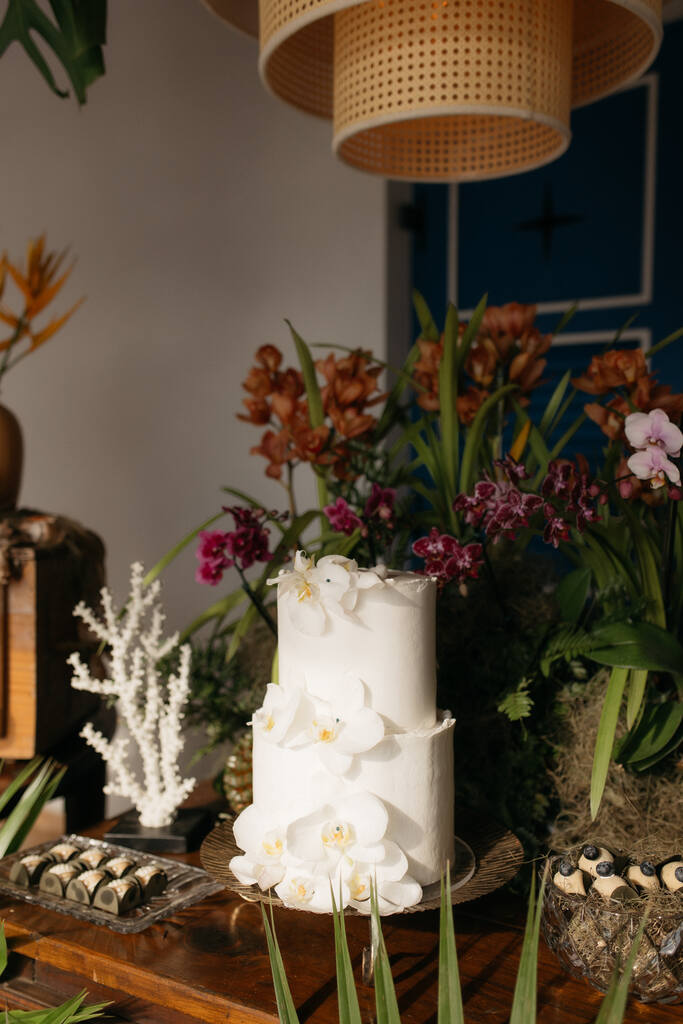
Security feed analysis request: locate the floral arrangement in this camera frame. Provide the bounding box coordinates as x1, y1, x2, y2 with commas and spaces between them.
158, 295, 683, 842
68, 562, 196, 829
0, 234, 83, 393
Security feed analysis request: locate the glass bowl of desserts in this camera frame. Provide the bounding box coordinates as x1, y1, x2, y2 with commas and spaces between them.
541, 840, 683, 1004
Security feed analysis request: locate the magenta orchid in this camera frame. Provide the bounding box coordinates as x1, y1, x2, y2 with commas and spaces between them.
323, 497, 363, 536
412, 528, 483, 586
195, 506, 279, 586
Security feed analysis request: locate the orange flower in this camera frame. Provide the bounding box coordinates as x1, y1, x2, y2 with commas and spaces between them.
250, 429, 291, 480
480, 302, 537, 359
465, 338, 499, 387
242, 366, 273, 398
237, 397, 271, 425
412, 336, 443, 411
457, 386, 489, 425
572, 348, 648, 395
0, 234, 83, 355
255, 344, 282, 373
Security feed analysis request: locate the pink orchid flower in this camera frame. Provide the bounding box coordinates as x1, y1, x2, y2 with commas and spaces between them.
625, 409, 683, 457
627, 445, 681, 489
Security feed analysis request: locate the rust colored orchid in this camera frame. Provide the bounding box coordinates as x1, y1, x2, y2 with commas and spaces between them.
572, 348, 648, 395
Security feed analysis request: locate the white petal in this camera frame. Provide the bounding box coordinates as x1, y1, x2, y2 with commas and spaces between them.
318, 743, 353, 776
333, 674, 366, 717
286, 807, 330, 862
335, 707, 385, 754
335, 792, 388, 845
232, 804, 265, 855
351, 841, 408, 879
289, 597, 327, 636
624, 411, 652, 450
357, 569, 384, 589
229, 855, 259, 885
257, 863, 286, 890
381, 876, 422, 909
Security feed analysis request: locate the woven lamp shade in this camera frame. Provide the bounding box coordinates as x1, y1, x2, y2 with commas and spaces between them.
213, 0, 663, 180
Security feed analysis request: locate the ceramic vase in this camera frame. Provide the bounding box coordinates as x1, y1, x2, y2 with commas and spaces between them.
0, 403, 23, 510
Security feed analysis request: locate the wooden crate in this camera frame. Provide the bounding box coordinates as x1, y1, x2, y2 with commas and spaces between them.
0, 514, 105, 759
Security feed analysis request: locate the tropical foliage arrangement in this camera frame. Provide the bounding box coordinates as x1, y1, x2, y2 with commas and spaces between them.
0, 234, 83, 393
157, 294, 683, 847
0, 0, 106, 104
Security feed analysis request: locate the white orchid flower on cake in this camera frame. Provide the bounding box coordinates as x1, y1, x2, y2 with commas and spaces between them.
274, 865, 351, 913
305, 672, 384, 775
342, 853, 422, 915
229, 804, 288, 890
251, 682, 312, 746
268, 551, 385, 636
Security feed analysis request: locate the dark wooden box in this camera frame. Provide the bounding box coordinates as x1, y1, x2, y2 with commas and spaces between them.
0, 513, 105, 759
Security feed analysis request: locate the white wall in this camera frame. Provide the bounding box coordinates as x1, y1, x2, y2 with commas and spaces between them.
0, 0, 386, 788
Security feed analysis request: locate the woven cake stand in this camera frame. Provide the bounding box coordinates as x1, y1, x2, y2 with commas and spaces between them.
201, 815, 523, 983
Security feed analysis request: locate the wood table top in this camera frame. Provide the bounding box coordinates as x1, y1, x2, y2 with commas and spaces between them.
0, 799, 680, 1024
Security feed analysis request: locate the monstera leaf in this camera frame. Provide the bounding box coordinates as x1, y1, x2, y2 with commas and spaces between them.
0, 0, 106, 104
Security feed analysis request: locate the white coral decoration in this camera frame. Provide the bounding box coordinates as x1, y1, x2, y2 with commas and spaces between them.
268, 551, 384, 636
68, 562, 196, 828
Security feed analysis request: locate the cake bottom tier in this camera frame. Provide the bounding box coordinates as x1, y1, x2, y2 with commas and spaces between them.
252, 711, 455, 886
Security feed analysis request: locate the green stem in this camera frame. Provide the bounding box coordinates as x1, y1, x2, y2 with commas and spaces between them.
663, 496, 676, 622
236, 567, 277, 638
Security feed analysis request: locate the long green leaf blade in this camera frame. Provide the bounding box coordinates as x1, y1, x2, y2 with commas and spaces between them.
261, 904, 301, 1024
439, 304, 459, 503
331, 888, 361, 1024
412, 290, 440, 342
593, 913, 648, 1024
438, 865, 464, 1024
590, 666, 629, 819
509, 867, 546, 1024
287, 321, 328, 509
459, 383, 518, 494
626, 669, 648, 730
143, 510, 227, 588
371, 885, 401, 1024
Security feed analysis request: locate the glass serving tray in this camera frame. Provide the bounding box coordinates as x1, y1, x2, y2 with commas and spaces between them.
0, 833, 224, 933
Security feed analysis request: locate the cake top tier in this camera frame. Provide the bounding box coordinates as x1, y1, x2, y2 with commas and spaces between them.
269, 552, 437, 731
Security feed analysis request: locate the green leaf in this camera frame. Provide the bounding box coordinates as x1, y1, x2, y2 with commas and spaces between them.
438, 864, 464, 1024
0, 922, 6, 978
0, 760, 66, 857
261, 904, 301, 1024
412, 290, 440, 342
287, 321, 328, 509
438, 304, 459, 503
226, 601, 260, 662
591, 666, 629, 820
375, 341, 421, 440
453, 293, 487, 376
587, 621, 683, 674
179, 588, 247, 643
538, 369, 572, 438
143, 510, 228, 588
509, 867, 546, 1024
648, 325, 683, 357
0, 0, 106, 104
593, 912, 648, 1024
459, 383, 518, 494
625, 668, 648, 731
556, 567, 592, 624
331, 887, 361, 1024
616, 702, 683, 767
371, 884, 401, 1024
553, 304, 578, 337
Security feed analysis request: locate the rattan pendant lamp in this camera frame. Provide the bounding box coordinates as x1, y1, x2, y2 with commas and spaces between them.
202, 0, 662, 181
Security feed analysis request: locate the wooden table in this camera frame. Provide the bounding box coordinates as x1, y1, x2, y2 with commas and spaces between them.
0, 804, 679, 1024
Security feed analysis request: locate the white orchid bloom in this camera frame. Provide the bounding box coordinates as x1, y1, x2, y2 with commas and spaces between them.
340, 843, 422, 914
268, 551, 384, 636
285, 791, 390, 872
625, 408, 683, 457
627, 445, 681, 488
305, 672, 384, 775
229, 804, 288, 890
251, 683, 310, 746
274, 866, 350, 913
